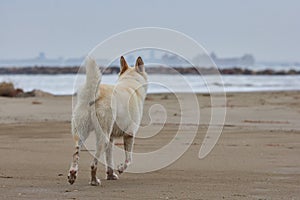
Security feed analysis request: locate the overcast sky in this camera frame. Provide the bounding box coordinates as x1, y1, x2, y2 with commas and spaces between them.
0, 0, 299, 62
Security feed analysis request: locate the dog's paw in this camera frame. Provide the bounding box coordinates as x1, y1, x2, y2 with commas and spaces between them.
117, 163, 126, 174
106, 172, 119, 180
89, 177, 101, 186
68, 170, 77, 185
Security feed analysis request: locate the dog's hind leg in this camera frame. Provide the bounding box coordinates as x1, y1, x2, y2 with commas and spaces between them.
90, 158, 98, 185
68, 119, 90, 185
117, 134, 134, 174
106, 136, 119, 180
68, 135, 83, 185
89, 131, 106, 186
89, 115, 112, 186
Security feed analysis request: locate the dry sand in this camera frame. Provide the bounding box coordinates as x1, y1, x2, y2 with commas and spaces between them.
0, 91, 299, 199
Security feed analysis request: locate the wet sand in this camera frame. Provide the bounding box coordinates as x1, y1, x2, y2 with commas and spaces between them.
0, 92, 299, 199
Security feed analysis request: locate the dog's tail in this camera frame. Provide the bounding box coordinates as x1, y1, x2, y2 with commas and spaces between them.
78, 56, 101, 105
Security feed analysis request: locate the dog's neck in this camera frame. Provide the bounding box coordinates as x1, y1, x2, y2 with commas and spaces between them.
89, 76, 147, 107
118, 75, 145, 83
118, 76, 148, 99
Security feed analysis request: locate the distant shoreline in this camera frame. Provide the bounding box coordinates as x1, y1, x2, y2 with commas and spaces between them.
0, 66, 299, 75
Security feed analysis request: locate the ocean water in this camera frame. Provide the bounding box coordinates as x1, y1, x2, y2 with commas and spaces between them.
0, 74, 299, 95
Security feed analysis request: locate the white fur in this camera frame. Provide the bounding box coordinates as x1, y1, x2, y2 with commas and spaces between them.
68, 56, 147, 186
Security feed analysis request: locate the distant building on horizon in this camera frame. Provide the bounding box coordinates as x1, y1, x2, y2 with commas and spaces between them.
210, 52, 255, 67
0, 51, 255, 68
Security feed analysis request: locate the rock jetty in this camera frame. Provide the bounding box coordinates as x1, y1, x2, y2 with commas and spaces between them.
0, 66, 299, 75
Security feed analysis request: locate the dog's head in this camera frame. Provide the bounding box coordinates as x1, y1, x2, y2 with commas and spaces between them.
118, 56, 148, 89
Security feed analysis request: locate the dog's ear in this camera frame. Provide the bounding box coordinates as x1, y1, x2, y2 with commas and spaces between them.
135, 56, 144, 73
120, 56, 129, 75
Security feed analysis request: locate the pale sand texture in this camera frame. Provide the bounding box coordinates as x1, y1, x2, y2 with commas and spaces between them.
0, 92, 299, 199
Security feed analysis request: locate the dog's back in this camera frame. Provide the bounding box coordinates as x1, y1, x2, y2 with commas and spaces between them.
94, 57, 148, 137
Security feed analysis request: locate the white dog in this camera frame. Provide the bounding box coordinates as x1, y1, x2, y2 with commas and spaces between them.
68, 56, 148, 185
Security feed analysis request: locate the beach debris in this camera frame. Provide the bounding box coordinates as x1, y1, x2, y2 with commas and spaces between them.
16, 89, 53, 97
30, 89, 53, 97
32, 101, 42, 105
0, 175, 13, 179
266, 143, 281, 147
243, 120, 289, 124
0, 82, 23, 97
161, 95, 168, 100
0, 81, 53, 97
65, 189, 78, 193
145, 96, 154, 101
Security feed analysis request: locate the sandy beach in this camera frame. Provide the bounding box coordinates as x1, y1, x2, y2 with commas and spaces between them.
0, 91, 299, 199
